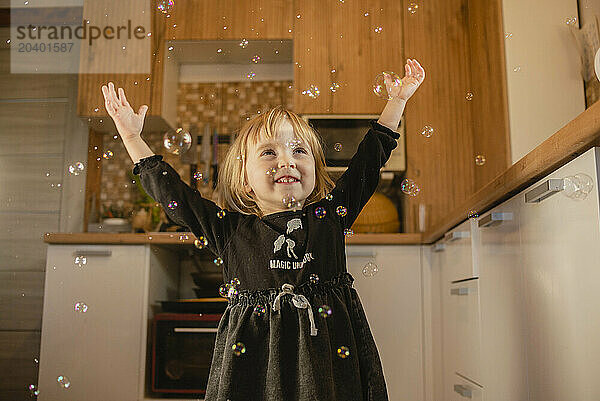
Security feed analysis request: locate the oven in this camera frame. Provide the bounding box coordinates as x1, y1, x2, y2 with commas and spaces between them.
151, 313, 222, 396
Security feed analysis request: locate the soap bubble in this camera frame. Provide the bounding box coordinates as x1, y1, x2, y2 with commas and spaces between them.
373, 71, 401, 100
157, 0, 174, 14
302, 85, 320, 98
57, 375, 71, 389
74, 302, 88, 313
217, 210, 226, 218
329, 82, 340, 92
562, 173, 594, 200
333, 142, 343, 152
213, 257, 223, 266
163, 128, 192, 155
282, 194, 301, 210
266, 167, 277, 176
253, 304, 266, 315
362, 261, 379, 277
232, 342, 246, 356
465, 92, 474, 101
193, 171, 203, 180
336, 206, 347, 217
218, 284, 228, 297
239, 38, 249, 48
337, 346, 350, 359
467, 210, 479, 219
401, 178, 420, 196
68, 162, 85, 175
420, 125, 434, 138
325, 193, 333, 201
565, 16, 578, 26
167, 200, 178, 209
28, 384, 39, 396
309, 274, 320, 284
318, 305, 332, 318
102, 150, 113, 159
246, 71, 256, 79
407, 2, 419, 14
315, 207, 326, 218
230, 277, 240, 286
374, 26, 383, 33
74, 255, 87, 267
251, 55, 261, 63
194, 236, 208, 249
475, 155, 486, 166
343, 228, 354, 237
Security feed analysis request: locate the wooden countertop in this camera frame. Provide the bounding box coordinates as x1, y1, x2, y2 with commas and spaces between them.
44, 101, 600, 246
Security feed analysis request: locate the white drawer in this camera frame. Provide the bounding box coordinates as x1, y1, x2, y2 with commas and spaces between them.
440, 219, 479, 282
443, 278, 483, 389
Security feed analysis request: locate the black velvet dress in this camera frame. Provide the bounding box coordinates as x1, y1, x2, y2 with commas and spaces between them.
133, 120, 400, 401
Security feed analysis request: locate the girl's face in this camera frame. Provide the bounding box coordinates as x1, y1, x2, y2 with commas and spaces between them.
244, 119, 316, 216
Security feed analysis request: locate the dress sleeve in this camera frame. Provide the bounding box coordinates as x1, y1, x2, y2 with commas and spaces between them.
328, 120, 400, 228
132, 155, 240, 257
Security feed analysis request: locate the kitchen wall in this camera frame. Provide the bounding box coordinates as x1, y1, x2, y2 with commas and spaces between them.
502, 0, 586, 163
99, 80, 294, 219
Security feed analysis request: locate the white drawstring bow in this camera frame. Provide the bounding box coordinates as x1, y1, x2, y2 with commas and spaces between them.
272, 283, 318, 336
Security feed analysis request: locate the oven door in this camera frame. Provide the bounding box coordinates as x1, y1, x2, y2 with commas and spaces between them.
152, 313, 221, 395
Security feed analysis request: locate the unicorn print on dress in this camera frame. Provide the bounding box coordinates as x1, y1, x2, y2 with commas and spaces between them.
269, 218, 315, 270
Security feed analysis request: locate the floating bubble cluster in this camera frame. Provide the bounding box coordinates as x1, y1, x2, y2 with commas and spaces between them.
318, 305, 332, 318
232, 342, 246, 356
337, 346, 350, 359
315, 207, 326, 218
420, 125, 434, 138
194, 236, 208, 249
68, 162, 85, 176
57, 375, 71, 389
475, 155, 486, 166
362, 261, 379, 277
302, 85, 320, 98
401, 178, 420, 196
156, 0, 174, 14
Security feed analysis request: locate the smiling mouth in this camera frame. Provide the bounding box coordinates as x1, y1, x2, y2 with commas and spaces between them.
275, 177, 300, 184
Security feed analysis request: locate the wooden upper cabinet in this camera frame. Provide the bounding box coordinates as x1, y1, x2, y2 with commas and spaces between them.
165, 0, 294, 40
77, 0, 177, 134
293, 0, 403, 114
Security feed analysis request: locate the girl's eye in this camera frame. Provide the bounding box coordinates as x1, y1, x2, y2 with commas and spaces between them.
261, 150, 275, 156
294, 147, 308, 154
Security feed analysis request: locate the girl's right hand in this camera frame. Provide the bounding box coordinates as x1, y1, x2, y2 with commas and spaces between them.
101, 81, 149, 141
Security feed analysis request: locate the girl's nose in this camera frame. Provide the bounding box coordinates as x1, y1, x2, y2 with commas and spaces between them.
278, 159, 296, 169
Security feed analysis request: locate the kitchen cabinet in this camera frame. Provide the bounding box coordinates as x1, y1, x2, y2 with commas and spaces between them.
518, 147, 600, 401
432, 147, 600, 401
477, 198, 529, 401
37, 244, 178, 401
437, 219, 483, 398
77, 0, 178, 134
293, 0, 403, 114
345, 245, 423, 401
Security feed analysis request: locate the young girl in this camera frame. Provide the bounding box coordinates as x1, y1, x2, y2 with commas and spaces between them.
102, 59, 425, 401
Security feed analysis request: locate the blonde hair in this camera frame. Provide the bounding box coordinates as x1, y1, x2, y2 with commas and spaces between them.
216, 105, 335, 217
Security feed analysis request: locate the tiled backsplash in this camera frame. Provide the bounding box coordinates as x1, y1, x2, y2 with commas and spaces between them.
99, 80, 294, 220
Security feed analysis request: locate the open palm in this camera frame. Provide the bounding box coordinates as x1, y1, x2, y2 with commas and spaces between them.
386, 58, 425, 101
101, 82, 148, 140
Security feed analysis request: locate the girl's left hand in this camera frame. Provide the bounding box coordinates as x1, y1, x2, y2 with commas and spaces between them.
386, 58, 425, 101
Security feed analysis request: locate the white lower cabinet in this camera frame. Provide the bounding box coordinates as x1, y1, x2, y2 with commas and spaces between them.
38, 244, 178, 401
346, 245, 424, 401
435, 148, 600, 401
518, 147, 600, 401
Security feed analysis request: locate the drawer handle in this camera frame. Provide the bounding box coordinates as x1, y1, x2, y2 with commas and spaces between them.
454, 384, 473, 398
346, 250, 377, 258
524, 178, 564, 203
72, 249, 112, 257
432, 243, 446, 252
478, 212, 513, 228
174, 328, 218, 333
450, 287, 470, 296
444, 230, 470, 242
